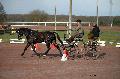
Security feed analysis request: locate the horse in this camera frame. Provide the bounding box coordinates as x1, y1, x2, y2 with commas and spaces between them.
16, 28, 64, 57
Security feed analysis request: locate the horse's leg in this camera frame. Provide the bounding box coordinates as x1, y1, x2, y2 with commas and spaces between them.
31, 43, 39, 56
54, 43, 63, 56
43, 43, 51, 56
73, 46, 78, 59
21, 43, 30, 56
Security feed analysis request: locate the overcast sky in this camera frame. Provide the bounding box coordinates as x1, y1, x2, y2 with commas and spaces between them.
1, 0, 120, 16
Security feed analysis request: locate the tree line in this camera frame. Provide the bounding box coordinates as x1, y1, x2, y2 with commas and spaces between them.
6, 14, 120, 26
0, 2, 120, 26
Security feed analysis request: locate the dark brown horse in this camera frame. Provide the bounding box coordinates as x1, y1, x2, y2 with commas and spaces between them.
16, 28, 64, 57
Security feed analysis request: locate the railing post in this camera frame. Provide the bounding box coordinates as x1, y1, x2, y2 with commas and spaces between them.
89, 22, 90, 27
45, 23, 47, 30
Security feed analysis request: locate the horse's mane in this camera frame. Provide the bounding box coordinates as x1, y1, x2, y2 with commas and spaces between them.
18, 28, 37, 32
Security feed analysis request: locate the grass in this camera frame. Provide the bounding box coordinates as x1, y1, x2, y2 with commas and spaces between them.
0, 33, 17, 42
100, 31, 120, 42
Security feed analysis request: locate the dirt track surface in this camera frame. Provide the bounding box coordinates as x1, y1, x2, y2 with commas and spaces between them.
0, 43, 120, 79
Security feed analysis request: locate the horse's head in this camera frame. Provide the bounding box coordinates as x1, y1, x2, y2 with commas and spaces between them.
16, 28, 25, 40
16, 28, 34, 40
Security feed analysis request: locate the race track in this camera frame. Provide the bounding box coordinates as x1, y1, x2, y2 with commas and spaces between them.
0, 43, 120, 79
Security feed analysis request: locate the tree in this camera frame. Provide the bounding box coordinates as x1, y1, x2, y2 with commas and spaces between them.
0, 2, 6, 23
28, 10, 48, 22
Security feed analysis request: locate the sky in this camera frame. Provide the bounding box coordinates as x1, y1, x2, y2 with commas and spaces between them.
1, 0, 120, 16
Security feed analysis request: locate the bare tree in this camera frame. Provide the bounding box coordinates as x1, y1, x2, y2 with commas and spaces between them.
28, 10, 48, 22
0, 2, 6, 23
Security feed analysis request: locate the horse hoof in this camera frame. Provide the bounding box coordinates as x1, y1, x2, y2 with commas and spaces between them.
21, 53, 24, 56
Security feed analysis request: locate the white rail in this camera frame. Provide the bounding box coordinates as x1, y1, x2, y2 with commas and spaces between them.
6, 22, 90, 27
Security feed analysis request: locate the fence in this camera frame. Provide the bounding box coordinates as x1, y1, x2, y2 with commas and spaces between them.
7, 21, 90, 27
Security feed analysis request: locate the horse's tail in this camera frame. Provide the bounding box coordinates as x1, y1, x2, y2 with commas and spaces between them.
54, 32, 63, 46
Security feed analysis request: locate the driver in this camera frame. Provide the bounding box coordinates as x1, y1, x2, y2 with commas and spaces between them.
88, 23, 100, 41
66, 19, 84, 44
